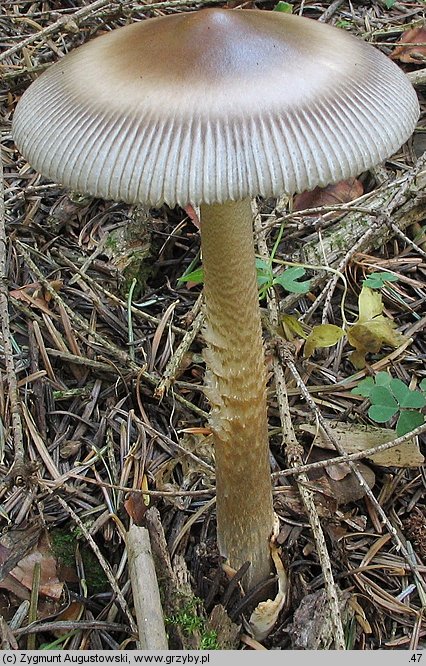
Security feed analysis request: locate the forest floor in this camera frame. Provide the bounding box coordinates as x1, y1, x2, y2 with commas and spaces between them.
0, 0, 425, 651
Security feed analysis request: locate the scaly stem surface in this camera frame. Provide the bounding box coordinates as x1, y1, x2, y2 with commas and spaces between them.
200, 198, 274, 590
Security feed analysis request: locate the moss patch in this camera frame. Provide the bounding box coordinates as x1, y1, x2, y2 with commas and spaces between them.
50, 528, 108, 596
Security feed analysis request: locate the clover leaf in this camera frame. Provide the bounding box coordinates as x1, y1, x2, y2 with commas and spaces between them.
362, 271, 399, 289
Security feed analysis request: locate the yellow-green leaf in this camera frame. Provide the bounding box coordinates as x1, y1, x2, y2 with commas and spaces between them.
365, 317, 406, 347
281, 314, 308, 341
347, 322, 382, 355
304, 324, 345, 358
349, 349, 368, 370
347, 288, 407, 368
358, 286, 383, 322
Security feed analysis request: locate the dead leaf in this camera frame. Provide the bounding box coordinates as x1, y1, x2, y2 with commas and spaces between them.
293, 178, 363, 211
306, 448, 375, 504
154, 433, 215, 507
0, 615, 19, 650
275, 445, 374, 519
9, 281, 62, 315
124, 491, 148, 526
326, 461, 351, 481
347, 286, 407, 368
0, 574, 31, 601
304, 324, 345, 358
391, 27, 426, 64
0, 523, 41, 580
0, 529, 63, 602
8, 532, 63, 600
52, 601, 84, 637
184, 204, 200, 228
59, 440, 82, 459
274, 486, 335, 518
349, 597, 372, 634
299, 421, 424, 468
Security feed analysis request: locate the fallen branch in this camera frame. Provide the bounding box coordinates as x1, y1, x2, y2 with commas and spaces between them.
126, 525, 168, 650
408, 67, 426, 87
295, 152, 426, 269
254, 206, 346, 650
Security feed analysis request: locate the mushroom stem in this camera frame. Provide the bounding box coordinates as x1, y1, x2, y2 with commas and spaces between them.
200, 198, 274, 590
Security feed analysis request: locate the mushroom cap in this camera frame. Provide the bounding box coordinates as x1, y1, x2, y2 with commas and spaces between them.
13, 8, 419, 207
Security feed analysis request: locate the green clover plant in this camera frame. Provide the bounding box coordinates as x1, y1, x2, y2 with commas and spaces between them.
362, 271, 399, 289
352, 372, 426, 436
256, 259, 312, 299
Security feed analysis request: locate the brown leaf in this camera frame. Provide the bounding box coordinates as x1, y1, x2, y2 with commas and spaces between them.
275, 446, 375, 520
59, 440, 82, 459
0, 615, 19, 650
9, 288, 52, 315
124, 492, 148, 526
8, 532, 63, 600
52, 601, 84, 637
274, 487, 335, 518
184, 204, 200, 228
391, 27, 426, 64
306, 448, 375, 504
0, 574, 31, 601
293, 178, 363, 211
9, 280, 62, 315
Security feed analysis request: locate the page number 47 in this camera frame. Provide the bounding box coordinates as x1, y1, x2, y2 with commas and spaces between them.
410, 656, 423, 663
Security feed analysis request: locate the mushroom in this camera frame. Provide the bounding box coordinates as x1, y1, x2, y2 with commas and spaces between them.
12, 8, 419, 590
